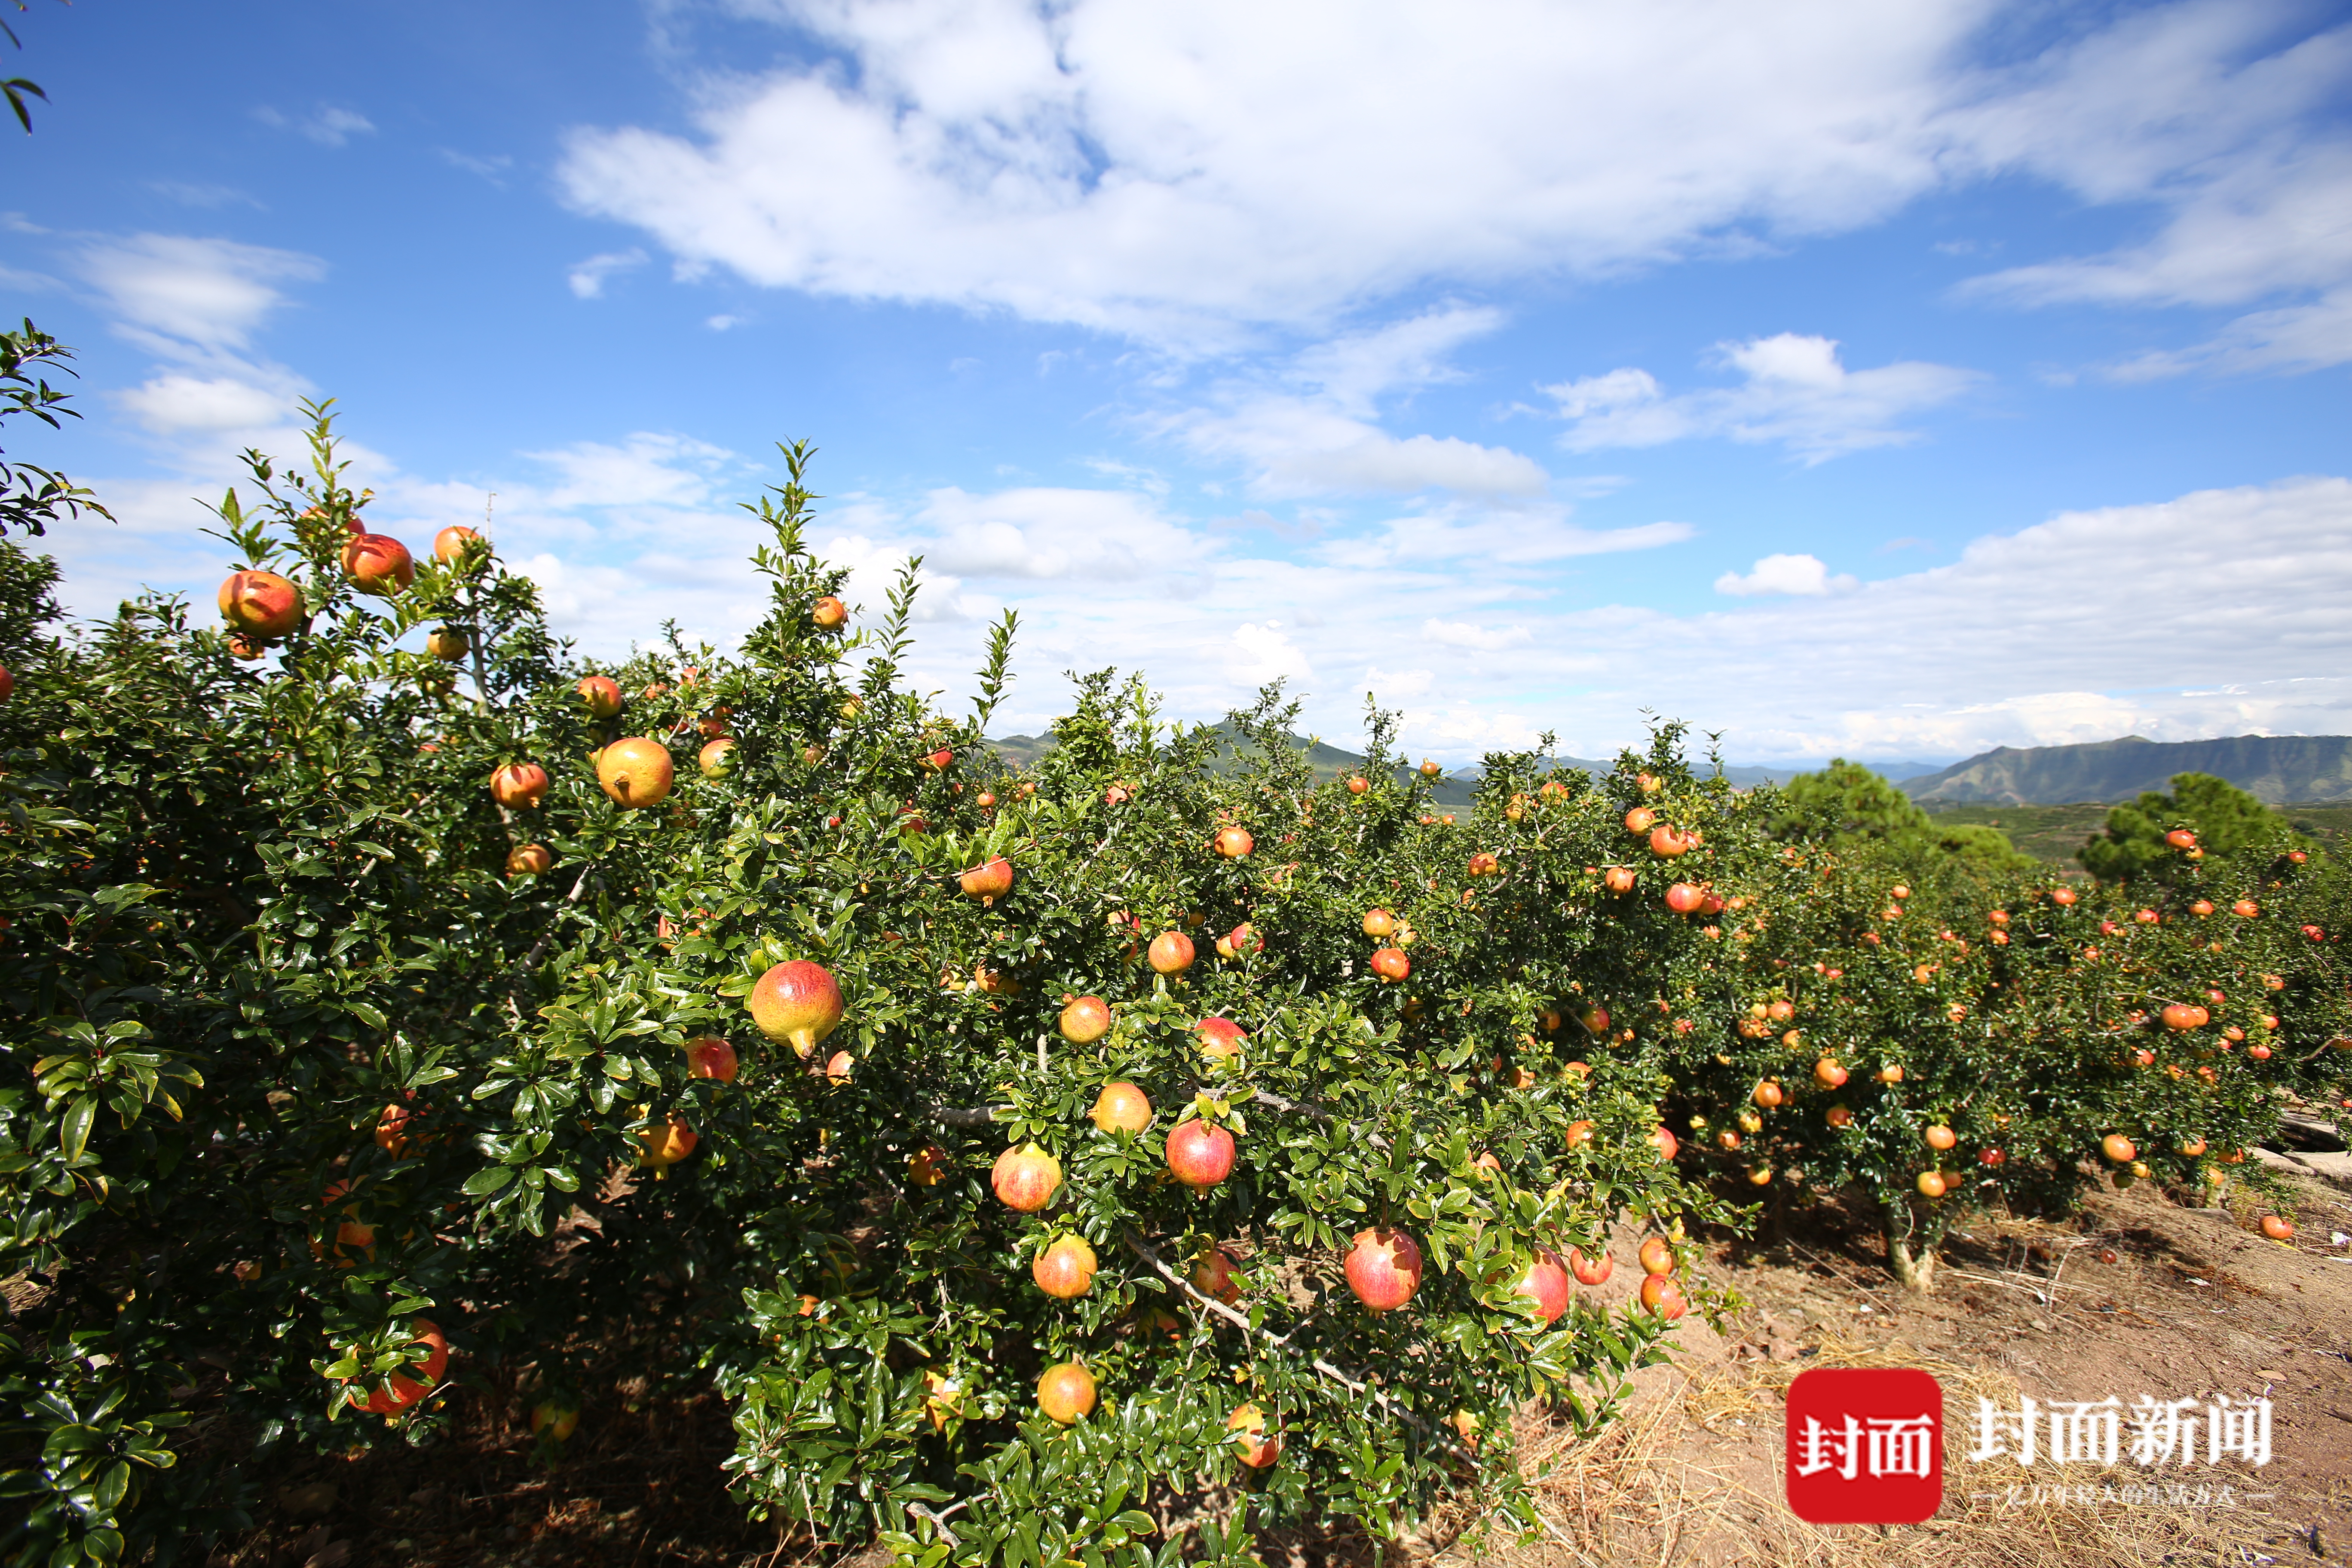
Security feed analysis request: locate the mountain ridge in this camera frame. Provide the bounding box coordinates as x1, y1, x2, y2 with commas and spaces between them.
1902, 734, 2352, 805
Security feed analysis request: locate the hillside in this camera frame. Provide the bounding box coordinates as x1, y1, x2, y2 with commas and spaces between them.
1903, 734, 2352, 805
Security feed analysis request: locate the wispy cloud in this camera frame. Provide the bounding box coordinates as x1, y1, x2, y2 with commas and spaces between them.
438, 149, 515, 185
254, 104, 375, 147
567, 248, 647, 299
1544, 334, 1982, 464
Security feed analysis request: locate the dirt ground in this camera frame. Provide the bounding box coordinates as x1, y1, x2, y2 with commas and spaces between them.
205, 1161, 2352, 1568
1486, 1162, 2352, 1568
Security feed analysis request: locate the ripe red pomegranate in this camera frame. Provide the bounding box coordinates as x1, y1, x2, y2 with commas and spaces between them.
748, 960, 844, 1057
991, 1143, 1062, 1212
1036, 1362, 1096, 1423
1227, 1403, 1280, 1467
1193, 1245, 1243, 1304
341, 530, 414, 595
1194, 1016, 1247, 1060
432, 524, 481, 562
1090, 1082, 1151, 1133
1638, 1274, 1687, 1320
505, 843, 552, 876
811, 594, 847, 629
1148, 931, 1196, 975
1567, 1246, 1612, 1286
1344, 1226, 1423, 1312
1213, 826, 1253, 858
1511, 1250, 1571, 1325
636, 1115, 697, 1169
1060, 995, 1112, 1044
1603, 866, 1638, 894
1166, 1119, 1237, 1189
341, 1320, 449, 1415
489, 763, 549, 809
1369, 947, 1409, 982
1033, 1235, 1098, 1298
1664, 882, 1705, 914
577, 675, 624, 718
684, 1038, 738, 1081
1648, 1126, 1679, 1161
2165, 828, 2196, 849
597, 738, 674, 808
218, 569, 304, 638
959, 856, 1015, 901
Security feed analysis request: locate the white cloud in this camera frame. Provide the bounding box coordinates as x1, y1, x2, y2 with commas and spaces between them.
439, 149, 515, 184
1421, 619, 1532, 652
1570, 476, 2352, 759
1546, 334, 1983, 463
1713, 552, 1857, 597
1941, 4, 2352, 371
75, 234, 325, 355
520, 432, 735, 510
916, 485, 1207, 584
568, 249, 649, 299
2102, 285, 2352, 381
255, 104, 376, 147
1229, 622, 1314, 687
1347, 508, 1693, 568
147, 181, 264, 210
1154, 306, 1552, 498
1361, 665, 1434, 700
554, 0, 1990, 343
114, 373, 300, 435
554, 0, 2352, 367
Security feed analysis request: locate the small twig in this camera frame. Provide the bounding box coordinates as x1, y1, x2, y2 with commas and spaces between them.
905, 1501, 964, 1545
517, 863, 597, 971
1250, 1088, 1392, 1151
1119, 1230, 1470, 1458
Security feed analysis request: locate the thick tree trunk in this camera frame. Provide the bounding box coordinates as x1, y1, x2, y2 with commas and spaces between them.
1881, 1197, 1947, 1294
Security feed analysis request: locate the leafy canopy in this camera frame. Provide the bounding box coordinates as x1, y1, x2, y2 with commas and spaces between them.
2079, 772, 2293, 883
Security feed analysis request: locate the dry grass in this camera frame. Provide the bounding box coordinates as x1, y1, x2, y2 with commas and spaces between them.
1430, 1338, 2294, 1568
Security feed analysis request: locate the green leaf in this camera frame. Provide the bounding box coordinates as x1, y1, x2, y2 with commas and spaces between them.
462, 1166, 517, 1197
59, 1094, 95, 1162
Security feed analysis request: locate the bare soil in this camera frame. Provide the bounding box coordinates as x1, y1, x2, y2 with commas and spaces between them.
203, 1166, 2352, 1568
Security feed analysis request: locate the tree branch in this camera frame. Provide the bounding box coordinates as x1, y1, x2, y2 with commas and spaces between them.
1118, 1231, 1466, 1458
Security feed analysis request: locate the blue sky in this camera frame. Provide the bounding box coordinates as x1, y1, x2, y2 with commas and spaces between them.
5, 0, 2350, 764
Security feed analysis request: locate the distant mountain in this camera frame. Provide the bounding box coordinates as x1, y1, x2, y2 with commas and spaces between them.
1902, 735, 2352, 805
1730, 760, 1956, 787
